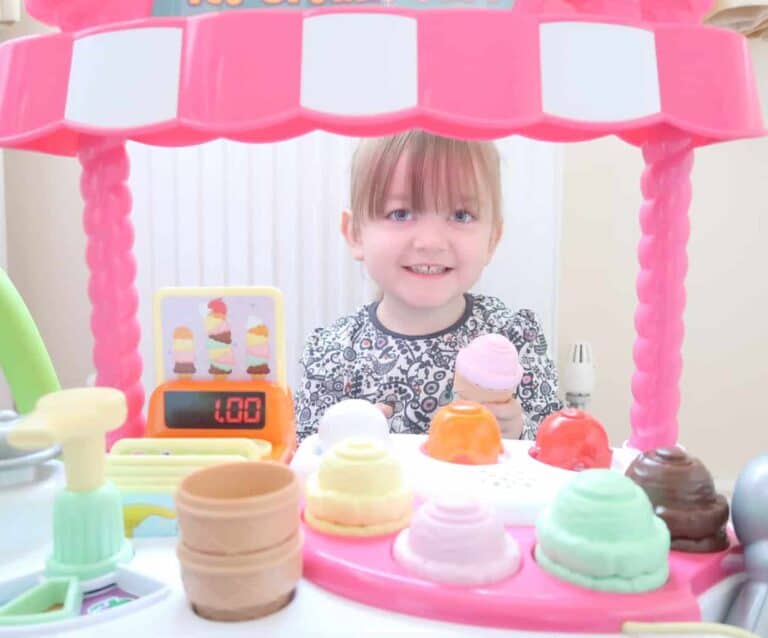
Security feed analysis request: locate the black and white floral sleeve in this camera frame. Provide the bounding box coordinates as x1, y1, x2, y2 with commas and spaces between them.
506, 309, 563, 440
293, 323, 353, 442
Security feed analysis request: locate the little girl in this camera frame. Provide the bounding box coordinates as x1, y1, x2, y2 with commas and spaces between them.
294, 131, 562, 441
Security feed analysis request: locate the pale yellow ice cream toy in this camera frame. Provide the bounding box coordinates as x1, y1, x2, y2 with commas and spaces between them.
304, 439, 413, 537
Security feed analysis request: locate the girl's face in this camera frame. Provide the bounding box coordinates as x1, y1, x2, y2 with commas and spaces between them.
344, 154, 501, 313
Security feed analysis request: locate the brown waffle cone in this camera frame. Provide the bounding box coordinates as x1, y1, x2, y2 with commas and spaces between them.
178, 532, 302, 621
453, 372, 516, 404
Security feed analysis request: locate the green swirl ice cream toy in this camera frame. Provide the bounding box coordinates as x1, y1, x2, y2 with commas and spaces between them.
535, 469, 670, 593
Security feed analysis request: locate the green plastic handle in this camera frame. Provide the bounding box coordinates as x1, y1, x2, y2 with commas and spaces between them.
0, 268, 60, 413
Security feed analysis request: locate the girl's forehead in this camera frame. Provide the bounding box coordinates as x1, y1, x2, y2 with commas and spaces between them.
385, 152, 486, 203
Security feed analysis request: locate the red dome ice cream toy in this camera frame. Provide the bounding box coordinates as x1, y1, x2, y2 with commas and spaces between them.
529, 408, 612, 471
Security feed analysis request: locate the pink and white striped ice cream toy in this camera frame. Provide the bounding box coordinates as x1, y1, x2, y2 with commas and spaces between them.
393, 496, 521, 586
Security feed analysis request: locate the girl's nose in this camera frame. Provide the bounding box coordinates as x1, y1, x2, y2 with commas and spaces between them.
411, 215, 448, 252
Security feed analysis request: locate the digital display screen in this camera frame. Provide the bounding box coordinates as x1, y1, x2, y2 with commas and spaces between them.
164, 391, 266, 430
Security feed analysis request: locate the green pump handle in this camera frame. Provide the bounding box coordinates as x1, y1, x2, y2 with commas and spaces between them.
0, 268, 60, 413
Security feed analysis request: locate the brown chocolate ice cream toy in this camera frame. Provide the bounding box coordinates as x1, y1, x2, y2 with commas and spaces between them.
625, 446, 729, 553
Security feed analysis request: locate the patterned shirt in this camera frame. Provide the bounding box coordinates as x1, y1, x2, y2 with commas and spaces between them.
294, 294, 563, 441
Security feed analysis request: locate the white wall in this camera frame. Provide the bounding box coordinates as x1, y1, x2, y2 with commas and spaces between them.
559, 38, 768, 481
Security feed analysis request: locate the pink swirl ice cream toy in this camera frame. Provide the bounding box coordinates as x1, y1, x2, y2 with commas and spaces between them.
454, 334, 524, 396
393, 496, 521, 586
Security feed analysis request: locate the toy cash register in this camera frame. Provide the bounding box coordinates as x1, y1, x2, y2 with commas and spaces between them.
146, 287, 295, 461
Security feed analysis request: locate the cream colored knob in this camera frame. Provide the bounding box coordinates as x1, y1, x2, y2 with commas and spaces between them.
9, 387, 126, 492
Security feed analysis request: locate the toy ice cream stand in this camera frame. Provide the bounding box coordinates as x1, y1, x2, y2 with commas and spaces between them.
1, 0, 767, 636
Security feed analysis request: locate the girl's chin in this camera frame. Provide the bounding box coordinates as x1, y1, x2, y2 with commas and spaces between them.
393, 290, 464, 310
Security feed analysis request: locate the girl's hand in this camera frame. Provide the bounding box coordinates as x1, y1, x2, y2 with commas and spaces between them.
375, 403, 393, 419
484, 398, 524, 439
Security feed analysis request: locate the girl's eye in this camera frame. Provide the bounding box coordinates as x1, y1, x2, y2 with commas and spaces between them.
452, 209, 475, 224
387, 208, 413, 222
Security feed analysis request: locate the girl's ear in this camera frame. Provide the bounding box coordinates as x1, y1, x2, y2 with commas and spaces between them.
340, 209, 364, 261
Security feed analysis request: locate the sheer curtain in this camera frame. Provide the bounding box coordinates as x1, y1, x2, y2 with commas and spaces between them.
128, 133, 562, 395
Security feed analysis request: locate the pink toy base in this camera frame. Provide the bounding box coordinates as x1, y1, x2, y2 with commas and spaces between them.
302, 514, 744, 633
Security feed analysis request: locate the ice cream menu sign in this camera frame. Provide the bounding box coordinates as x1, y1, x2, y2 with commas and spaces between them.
152, 0, 514, 14
153, 286, 287, 388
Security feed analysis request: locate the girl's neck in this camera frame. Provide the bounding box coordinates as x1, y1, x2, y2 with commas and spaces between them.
376, 294, 467, 336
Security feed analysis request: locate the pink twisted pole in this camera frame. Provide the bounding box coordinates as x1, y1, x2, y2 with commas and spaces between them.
79, 137, 145, 448
629, 132, 694, 451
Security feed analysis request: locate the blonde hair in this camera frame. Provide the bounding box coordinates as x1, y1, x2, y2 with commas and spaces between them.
349, 131, 502, 234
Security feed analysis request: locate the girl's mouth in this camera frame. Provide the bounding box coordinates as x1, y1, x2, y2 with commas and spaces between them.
404, 265, 452, 277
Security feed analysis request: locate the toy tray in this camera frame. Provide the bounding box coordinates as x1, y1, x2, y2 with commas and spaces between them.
302, 516, 744, 634
0, 568, 169, 635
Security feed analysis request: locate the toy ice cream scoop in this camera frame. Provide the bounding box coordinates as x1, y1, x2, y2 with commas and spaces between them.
535, 469, 670, 593
425, 401, 502, 465
529, 408, 612, 471
8, 388, 133, 577
394, 496, 520, 586
304, 438, 412, 537
317, 399, 389, 453
625, 447, 729, 553
453, 334, 523, 404
0, 388, 169, 631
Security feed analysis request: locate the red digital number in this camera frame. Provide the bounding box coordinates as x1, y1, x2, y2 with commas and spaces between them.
243, 397, 262, 424
214, 398, 225, 424
214, 395, 262, 425
226, 397, 244, 423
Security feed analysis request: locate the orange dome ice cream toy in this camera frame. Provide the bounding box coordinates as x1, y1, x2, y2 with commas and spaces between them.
425, 401, 503, 465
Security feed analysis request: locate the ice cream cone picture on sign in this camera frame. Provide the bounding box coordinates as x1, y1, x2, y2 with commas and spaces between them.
172, 326, 196, 380
153, 287, 287, 388
205, 298, 234, 378
246, 316, 271, 382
